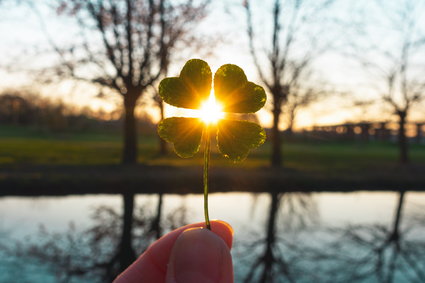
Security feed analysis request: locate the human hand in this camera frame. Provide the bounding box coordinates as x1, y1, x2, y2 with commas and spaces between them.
114, 220, 234, 283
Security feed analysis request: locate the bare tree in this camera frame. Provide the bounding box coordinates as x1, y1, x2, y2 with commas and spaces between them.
46, 0, 209, 164
244, 0, 335, 167
34, 1, 209, 276
349, 0, 425, 163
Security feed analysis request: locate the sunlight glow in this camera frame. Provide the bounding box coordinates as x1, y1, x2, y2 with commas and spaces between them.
199, 93, 225, 124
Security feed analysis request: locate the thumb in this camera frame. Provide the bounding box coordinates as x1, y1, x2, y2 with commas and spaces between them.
166, 227, 234, 283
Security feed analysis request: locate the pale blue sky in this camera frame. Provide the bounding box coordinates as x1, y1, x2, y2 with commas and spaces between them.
0, 0, 424, 129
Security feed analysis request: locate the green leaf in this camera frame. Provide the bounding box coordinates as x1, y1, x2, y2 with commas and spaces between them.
224, 82, 266, 113
158, 117, 204, 158
214, 64, 266, 113
214, 64, 247, 96
159, 78, 190, 108
217, 119, 266, 161
180, 59, 212, 96
159, 59, 212, 109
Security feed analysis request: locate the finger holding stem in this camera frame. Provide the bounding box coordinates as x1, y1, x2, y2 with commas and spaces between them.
203, 125, 211, 230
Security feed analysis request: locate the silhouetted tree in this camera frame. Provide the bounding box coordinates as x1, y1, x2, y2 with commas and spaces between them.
48, 0, 209, 164
0, 91, 148, 132
349, 0, 425, 163
244, 0, 335, 167
0, 94, 33, 124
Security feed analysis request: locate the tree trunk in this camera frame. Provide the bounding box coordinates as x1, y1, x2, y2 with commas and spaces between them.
158, 99, 168, 155
415, 123, 423, 144
286, 106, 296, 136
271, 100, 282, 167
151, 193, 163, 239
397, 111, 409, 164
119, 193, 136, 272
122, 95, 138, 164
285, 125, 293, 136
286, 115, 294, 136
257, 193, 293, 283
259, 192, 280, 283
389, 190, 405, 242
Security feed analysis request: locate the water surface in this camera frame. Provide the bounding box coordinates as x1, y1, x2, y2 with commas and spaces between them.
1, 191, 424, 282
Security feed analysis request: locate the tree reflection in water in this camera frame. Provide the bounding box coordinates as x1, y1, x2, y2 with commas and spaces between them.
241, 192, 318, 283
3, 194, 188, 282
240, 191, 425, 283
285, 191, 425, 283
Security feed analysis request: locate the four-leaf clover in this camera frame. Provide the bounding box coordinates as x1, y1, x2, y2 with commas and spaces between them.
158, 59, 267, 161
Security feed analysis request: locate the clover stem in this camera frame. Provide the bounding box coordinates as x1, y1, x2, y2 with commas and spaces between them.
203, 125, 211, 230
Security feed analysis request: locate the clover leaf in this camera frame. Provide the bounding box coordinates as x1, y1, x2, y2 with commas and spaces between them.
158, 59, 266, 161
217, 120, 266, 161
157, 59, 267, 229
214, 64, 266, 113
157, 117, 203, 158
159, 59, 211, 109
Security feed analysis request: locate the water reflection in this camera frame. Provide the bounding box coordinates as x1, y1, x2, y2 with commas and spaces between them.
1, 194, 188, 282
241, 192, 317, 283
296, 191, 425, 283
1, 191, 424, 283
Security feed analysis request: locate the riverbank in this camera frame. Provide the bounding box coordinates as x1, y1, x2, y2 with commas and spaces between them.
1, 163, 424, 196
1, 126, 424, 196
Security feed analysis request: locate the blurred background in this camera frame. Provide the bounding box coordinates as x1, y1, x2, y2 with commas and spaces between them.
0, 0, 425, 282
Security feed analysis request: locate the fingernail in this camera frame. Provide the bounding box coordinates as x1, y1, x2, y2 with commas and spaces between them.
166, 228, 233, 283
211, 220, 234, 249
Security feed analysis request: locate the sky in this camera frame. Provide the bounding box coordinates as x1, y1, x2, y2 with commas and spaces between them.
0, 0, 424, 130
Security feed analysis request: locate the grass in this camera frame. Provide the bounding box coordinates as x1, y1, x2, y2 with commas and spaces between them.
1, 125, 425, 172
1, 125, 424, 194
0, 125, 155, 165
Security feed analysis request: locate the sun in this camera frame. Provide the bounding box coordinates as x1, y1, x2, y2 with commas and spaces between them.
199, 92, 225, 124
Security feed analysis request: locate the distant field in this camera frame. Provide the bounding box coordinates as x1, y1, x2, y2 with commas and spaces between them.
0, 125, 155, 165
1, 125, 425, 174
